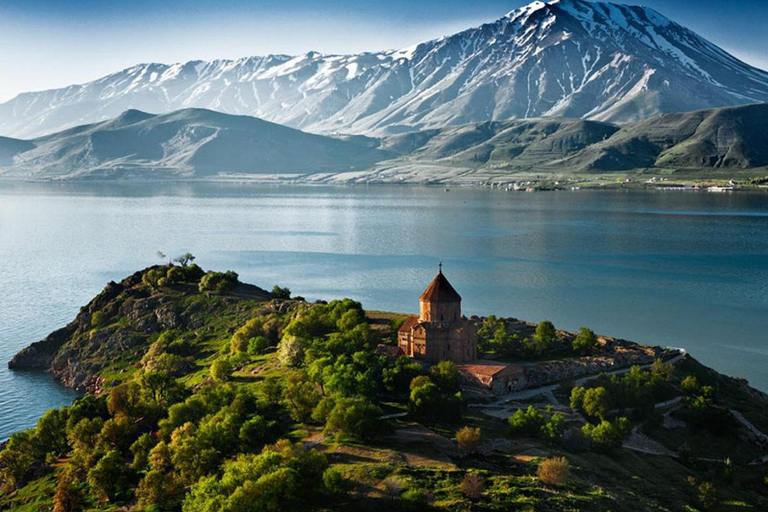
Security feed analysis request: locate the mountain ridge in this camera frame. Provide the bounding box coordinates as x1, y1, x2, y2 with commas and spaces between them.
1, 103, 767, 181
2, 0, 768, 139
0, 108, 390, 180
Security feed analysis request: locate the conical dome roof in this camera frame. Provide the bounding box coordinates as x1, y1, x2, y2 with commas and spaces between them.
419, 271, 461, 303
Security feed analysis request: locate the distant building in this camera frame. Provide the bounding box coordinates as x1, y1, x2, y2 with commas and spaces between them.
398, 266, 526, 394
398, 267, 478, 364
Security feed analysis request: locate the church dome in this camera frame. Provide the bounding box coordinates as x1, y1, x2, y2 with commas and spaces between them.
419, 270, 461, 303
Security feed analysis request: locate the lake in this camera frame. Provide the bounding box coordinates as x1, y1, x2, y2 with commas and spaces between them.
1, 182, 767, 440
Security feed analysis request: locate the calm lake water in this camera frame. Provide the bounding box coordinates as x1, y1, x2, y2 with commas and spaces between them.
1, 182, 767, 440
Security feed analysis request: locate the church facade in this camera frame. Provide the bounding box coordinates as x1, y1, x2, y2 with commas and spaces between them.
397, 268, 478, 364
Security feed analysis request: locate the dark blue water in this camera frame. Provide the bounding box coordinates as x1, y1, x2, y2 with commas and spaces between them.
1, 182, 767, 440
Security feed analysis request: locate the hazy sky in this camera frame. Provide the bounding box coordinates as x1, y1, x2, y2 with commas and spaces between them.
1, 0, 767, 103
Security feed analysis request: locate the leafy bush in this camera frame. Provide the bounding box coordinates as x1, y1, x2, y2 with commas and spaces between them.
271, 285, 291, 299
508, 406, 566, 442
538, 457, 570, 486
456, 426, 482, 455
430, 360, 459, 391
572, 327, 598, 354
325, 397, 382, 440
198, 271, 238, 294
210, 358, 233, 382
460, 473, 485, 500
581, 417, 631, 452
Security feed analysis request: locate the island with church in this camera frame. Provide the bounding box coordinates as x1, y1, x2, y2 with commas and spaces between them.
4, 263, 768, 511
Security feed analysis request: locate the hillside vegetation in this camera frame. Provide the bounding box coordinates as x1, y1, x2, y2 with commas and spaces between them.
2, 266, 768, 511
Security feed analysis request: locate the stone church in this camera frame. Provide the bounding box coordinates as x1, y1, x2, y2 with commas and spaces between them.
397, 267, 478, 364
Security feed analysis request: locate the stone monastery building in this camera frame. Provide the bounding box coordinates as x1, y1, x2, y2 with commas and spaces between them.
397, 267, 526, 394
397, 267, 477, 364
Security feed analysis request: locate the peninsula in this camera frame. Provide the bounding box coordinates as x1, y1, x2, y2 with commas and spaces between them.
3, 265, 767, 511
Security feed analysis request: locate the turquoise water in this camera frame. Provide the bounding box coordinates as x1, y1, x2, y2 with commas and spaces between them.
1, 182, 767, 440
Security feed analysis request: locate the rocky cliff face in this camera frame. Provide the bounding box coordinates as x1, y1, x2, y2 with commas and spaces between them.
8, 267, 270, 391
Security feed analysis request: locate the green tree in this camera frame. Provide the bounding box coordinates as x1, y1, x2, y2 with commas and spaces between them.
582, 417, 631, 452
325, 398, 382, 439
508, 406, 545, 436
53, 468, 85, 512
283, 372, 321, 422
34, 408, 70, 456
87, 450, 132, 503
136, 469, 185, 510
239, 416, 276, 451
173, 252, 196, 266
258, 377, 283, 408
533, 320, 557, 351
572, 327, 598, 354
650, 358, 675, 380
430, 360, 459, 391
211, 358, 233, 382
582, 387, 610, 420
0, 432, 36, 489
271, 285, 292, 299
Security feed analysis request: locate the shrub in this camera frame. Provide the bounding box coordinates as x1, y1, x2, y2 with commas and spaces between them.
581, 417, 631, 452
164, 265, 187, 286
681, 375, 700, 395
409, 375, 432, 390
142, 267, 167, 289
400, 488, 430, 510
323, 467, 353, 496
572, 327, 598, 354
325, 398, 382, 439
210, 358, 233, 382
271, 285, 292, 299
460, 473, 485, 500
533, 320, 557, 350
278, 335, 305, 367
283, 371, 321, 422
456, 426, 482, 455
198, 271, 238, 294
538, 457, 570, 486
87, 450, 132, 503
91, 311, 108, 328
430, 360, 459, 391
53, 468, 85, 512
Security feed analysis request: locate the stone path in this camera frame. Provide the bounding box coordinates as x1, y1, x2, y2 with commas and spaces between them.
623, 426, 678, 457
730, 409, 768, 448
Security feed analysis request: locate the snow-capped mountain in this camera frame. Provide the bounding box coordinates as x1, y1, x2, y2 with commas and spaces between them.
3, 0, 768, 139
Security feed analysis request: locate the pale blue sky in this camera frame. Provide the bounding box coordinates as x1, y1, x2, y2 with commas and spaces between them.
1, 0, 766, 103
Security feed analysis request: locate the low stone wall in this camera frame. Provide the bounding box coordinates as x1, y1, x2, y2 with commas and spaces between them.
521, 346, 661, 389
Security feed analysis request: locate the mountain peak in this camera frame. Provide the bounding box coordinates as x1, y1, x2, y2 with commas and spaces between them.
1, 1, 768, 139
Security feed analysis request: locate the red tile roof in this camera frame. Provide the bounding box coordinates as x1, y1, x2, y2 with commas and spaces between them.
398, 315, 420, 333
458, 361, 523, 377
419, 271, 461, 303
